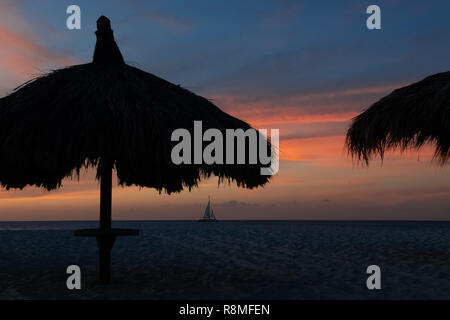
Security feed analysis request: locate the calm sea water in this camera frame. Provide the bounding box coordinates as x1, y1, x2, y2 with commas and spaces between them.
0, 220, 449, 299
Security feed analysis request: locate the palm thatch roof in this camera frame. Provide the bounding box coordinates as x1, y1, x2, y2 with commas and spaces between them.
0, 16, 272, 194
346, 71, 450, 165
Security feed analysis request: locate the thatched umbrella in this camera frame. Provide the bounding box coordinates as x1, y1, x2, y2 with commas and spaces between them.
0, 16, 272, 284
346, 71, 450, 164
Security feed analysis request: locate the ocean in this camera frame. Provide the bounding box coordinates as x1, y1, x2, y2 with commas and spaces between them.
0, 220, 449, 299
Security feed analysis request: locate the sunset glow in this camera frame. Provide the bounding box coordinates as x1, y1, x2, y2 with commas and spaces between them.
0, 0, 449, 221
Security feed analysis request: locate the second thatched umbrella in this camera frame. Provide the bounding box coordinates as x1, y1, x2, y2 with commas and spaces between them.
346, 71, 450, 164
0, 16, 272, 284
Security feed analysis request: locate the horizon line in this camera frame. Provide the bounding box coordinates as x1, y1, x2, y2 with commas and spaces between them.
1, 219, 450, 223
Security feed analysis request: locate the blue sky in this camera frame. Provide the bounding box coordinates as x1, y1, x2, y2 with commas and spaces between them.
11, 0, 450, 99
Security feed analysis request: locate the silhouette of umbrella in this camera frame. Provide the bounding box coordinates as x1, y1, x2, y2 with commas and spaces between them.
0, 16, 273, 284
346, 72, 450, 164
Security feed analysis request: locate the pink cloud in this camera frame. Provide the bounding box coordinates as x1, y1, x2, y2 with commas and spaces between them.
0, 4, 78, 94
208, 83, 406, 131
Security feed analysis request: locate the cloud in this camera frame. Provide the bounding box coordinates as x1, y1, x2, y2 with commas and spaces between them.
219, 200, 259, 207
0, 3, 77, 94
120, 2, 194, 33
141, 11, 193, 32
211, 83, 403, 121
262, 0, 302, 26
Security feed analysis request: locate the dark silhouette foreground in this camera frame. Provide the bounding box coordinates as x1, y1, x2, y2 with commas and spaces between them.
346, 72, 450, 164
0, 16, 271, 284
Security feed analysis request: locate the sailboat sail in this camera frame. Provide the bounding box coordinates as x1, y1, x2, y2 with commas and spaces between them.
203, 200, 211, 219
199, 196, 217, 222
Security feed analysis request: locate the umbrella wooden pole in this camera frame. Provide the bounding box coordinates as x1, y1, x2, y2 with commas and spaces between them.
74, 159, 137, 285
97, 161, 115, 284
100, 162, 112, 229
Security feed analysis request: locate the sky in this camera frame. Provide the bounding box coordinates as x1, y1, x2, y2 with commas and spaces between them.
0, 0, 449, 221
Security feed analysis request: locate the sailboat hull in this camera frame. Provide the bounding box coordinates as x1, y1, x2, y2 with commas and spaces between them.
198, 218, 217, 222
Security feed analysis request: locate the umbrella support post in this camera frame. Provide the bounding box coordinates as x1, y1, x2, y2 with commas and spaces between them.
99, 161, 112, 230
96, 235, 116, 284
97, 161, 113, 284
73, 161, 139, 285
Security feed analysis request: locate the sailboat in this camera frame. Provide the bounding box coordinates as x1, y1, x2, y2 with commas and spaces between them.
199, 196, 217, 222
